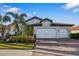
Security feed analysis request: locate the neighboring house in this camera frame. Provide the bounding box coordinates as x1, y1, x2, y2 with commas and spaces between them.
71, 26, 79, 33
0, 25, 9, 37
26, 16, 74, 39
0, 25, 5, 37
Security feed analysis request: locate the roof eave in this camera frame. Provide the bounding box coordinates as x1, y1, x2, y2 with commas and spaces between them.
26, 16, 42, 22
51, 23, 74, 26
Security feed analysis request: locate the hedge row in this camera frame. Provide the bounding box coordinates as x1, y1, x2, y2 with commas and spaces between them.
8, 35, 35, 43
70, 33, 79, 39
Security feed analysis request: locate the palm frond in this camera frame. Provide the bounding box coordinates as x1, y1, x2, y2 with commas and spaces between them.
6, 12, 18, 19
20, 13, 27, 17
3, 15, 11, 22
19, 13, 27, 21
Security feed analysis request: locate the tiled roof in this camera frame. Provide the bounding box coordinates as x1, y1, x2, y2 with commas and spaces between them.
51, 23, 74, 26
71, 26, 79, 30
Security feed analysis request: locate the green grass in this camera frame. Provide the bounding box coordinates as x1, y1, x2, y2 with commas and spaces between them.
0, 43, 34, 49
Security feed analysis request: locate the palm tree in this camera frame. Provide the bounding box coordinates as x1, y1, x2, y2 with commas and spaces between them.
6, 12, 27, 35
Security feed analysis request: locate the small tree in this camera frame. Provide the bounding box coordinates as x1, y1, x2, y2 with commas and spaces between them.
22, 24, 34, 36
26, 25, 33, 36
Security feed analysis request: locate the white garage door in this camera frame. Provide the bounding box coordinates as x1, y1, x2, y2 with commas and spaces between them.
36, 28, 57, 38
59, 29, 69, 38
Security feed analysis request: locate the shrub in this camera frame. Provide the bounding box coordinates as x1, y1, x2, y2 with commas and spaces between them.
22, 25, 34, 36
9, 35, 35, 43
70, 33, 79, 39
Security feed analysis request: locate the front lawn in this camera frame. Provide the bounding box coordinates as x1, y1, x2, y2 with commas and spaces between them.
0, 43, 34, 49
0, 35, 35, 49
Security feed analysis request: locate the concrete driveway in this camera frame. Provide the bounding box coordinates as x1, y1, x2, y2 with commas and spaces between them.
32, 39, 79, 56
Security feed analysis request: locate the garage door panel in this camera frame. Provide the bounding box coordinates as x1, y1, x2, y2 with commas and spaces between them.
36, 29, 56, 38
59, 29, 69, 38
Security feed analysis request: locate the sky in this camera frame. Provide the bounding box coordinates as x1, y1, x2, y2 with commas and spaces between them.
0, 3, 79, 25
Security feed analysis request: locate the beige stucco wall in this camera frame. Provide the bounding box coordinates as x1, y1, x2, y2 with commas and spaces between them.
71, 30, 79, 33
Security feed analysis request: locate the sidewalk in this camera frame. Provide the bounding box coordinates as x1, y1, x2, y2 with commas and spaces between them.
0, 49, 32, 56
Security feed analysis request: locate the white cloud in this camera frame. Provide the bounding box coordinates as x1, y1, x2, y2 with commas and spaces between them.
6, 7, 23, 13
0, 4, 24, 15
62, 2, 79, 12
63, 3, 79, 9
0, 4, 30, 17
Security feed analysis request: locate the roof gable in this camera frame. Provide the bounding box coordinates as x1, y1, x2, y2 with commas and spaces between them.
26, 16, 42, 22
40, 18, 53, 23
